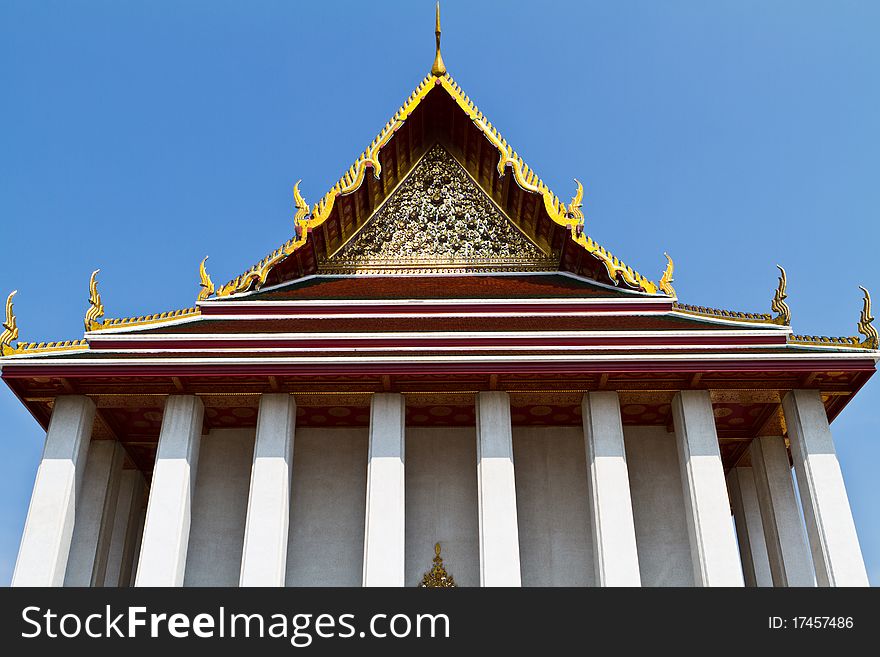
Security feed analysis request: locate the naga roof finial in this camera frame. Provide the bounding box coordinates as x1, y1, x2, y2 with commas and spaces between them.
1, 290, 19, 356
84, 269, 105, 332
431, 2, 446, 77
293, 180, 310, 225
198, 256, 215, 302
771, 265, 791, 326
858, 286, 878, 349
659, 253, 676, 298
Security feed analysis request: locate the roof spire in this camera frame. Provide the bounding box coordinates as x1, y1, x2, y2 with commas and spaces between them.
431, 2, 446, 77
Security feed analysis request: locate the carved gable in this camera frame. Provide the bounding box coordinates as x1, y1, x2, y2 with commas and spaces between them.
319, 145, 557, 273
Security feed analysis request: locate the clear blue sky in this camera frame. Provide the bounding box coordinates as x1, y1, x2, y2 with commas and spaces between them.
1, 1, 877, 585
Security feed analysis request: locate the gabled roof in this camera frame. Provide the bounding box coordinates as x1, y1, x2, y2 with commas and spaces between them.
215, 68, 663, 297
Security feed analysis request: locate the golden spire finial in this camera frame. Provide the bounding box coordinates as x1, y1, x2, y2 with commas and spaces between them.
198, 256, 215, 302
659, 253, 676, 297
858, 286, 878, 349
431, 2, 446, 77
771, 265, 791, 326
419, 542, 456, 588
84, 269, 105, 332
1, 290, 19, 356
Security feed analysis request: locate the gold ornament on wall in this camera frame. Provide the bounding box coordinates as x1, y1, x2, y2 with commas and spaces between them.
198, 256, 215, 302
419, 543, 456, 588
1, 290, 19, 356
659, 253, 676, 298
857, 286, 878, 350
84, 269, 105, 332
770, 265, 791, 326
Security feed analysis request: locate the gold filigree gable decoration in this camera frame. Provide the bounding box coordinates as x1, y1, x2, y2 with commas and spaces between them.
1, 291, 19, 356
770, 265, 791, 326
84, 269, 104, 332
659, 253, 676, 298
419, 543, 456, 588
198, 256, 215, 302
321, 145, 555, 273
858, 286, 878, 350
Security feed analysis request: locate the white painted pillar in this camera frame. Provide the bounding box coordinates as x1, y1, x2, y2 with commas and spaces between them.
103, 469, 145, 587
750, 436, 814, 586
64, 439, 124, 586
127, 500, 147, 587
672, 390, 744, 586
12, 395, 96, 587
782, 390, 868, 586
240, 393, 296, 587
726, 467, 772, 587
581, 392, 641, 586
476, 391, 521, 587
135, 395, 203, 587
362, 393, 406, 586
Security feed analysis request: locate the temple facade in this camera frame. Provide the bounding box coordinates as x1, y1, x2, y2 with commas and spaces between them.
2, 7, 876, 588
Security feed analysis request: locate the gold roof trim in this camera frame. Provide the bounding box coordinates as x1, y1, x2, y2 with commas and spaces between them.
672, 302, 773, 324
785, 287, 876, 350
215, 70, 662, 297
1, 290, 89, 356
100, 306, 201, 330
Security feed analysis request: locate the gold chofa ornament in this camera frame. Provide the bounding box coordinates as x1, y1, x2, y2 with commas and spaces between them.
420, 543, 456, 588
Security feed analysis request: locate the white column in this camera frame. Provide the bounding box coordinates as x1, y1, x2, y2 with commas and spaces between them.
726, 467, 772, 587
127, 501, 147, 587
240, 393, 296, 587
782, 390, 868, 586
12, 395, 96, 587
103, 469, 145, 587
672, 391, 744, 586
362, 393, 406, 586
581, 392, 641, 586
476, 391, 521, 587
750, 436, 814, 586
135, 395, 203, 587
64, 439, 124, 586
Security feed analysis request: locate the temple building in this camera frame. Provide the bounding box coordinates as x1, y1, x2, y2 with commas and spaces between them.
2, 6, 876, 588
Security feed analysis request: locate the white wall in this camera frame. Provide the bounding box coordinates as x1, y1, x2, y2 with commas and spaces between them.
624, 426, 694, 586
184, 428, 255, 586
286, 428, 368, 586
513, 427, 594, 586
406, 427, 479, 587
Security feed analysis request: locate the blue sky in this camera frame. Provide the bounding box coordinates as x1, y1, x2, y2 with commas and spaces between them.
0, 0, 877, 585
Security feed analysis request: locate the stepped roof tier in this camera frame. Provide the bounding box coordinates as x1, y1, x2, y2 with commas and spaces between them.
1, 5, 876, 476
